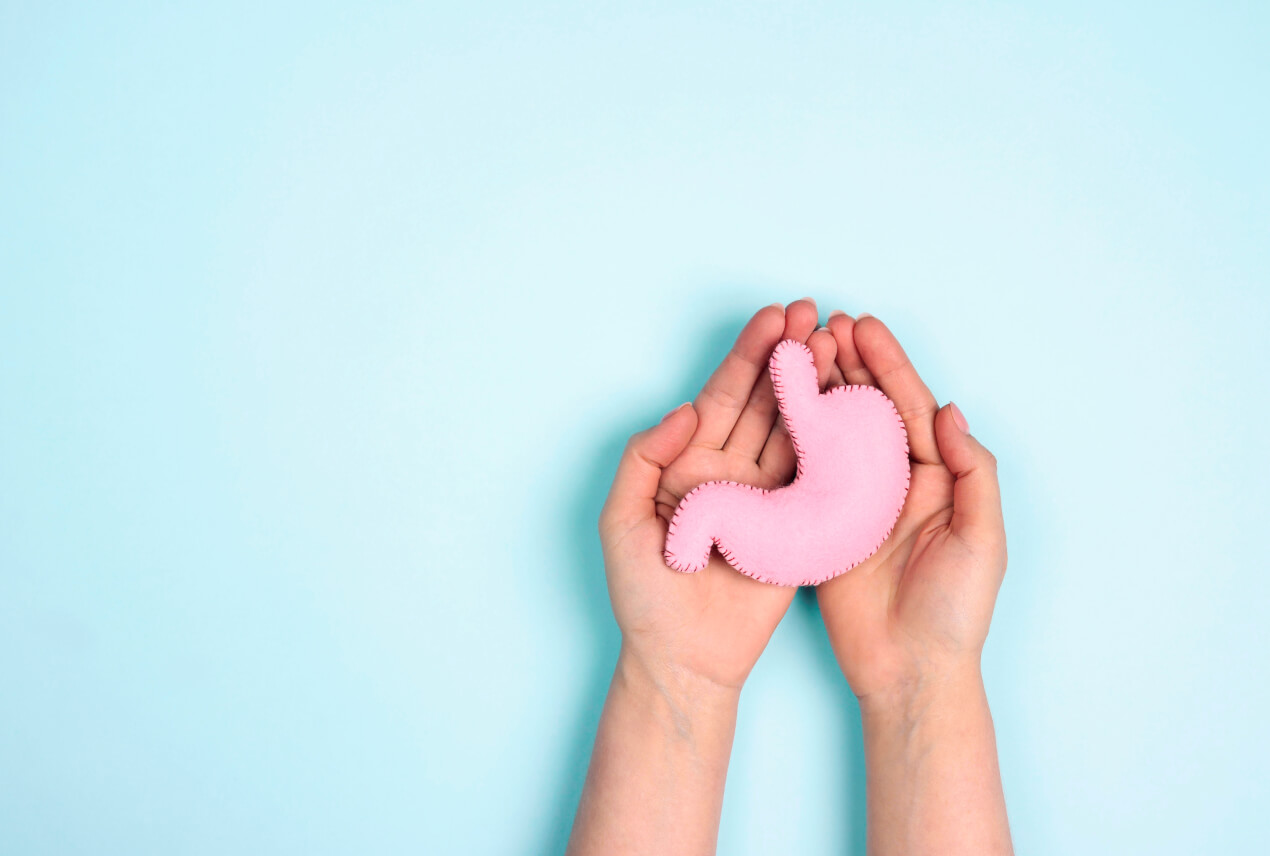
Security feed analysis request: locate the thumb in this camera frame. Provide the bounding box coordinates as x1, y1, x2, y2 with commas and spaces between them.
934, 402, 1004, 548
599, 403, 698, 538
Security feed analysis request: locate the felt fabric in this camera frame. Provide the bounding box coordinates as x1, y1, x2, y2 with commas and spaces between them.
663, 338, 911, 586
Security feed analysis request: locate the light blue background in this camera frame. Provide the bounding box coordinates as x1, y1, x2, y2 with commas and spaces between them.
2, 3, 1267, 854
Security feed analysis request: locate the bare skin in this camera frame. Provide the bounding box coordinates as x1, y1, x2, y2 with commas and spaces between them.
818, 312, 1012, 856
567, 304, 1011, 856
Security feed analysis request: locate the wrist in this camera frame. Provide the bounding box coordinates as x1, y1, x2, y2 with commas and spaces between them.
568, 647, 740, 856
857, 659, 986, 726
615, 645, 742, 733
855, 661, 1011, 856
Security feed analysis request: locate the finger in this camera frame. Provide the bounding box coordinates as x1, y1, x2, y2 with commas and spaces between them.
599, 403, 699, 538
723, 298, 818, 459
852, 314, 942, 465
783, 296, 820, 344
691, 304, 786, 449
826, 311, 877, 387
806, 327, 837, 389
757, 416, 797, 482
721, 365, 781, 462
934, 402, 1004, 547
825, 357, 847, 388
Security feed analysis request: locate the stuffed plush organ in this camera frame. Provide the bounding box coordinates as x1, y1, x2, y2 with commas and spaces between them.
663, 338, 911, 586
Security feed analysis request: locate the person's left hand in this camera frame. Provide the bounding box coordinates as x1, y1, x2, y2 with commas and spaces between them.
599, 299, 836, 694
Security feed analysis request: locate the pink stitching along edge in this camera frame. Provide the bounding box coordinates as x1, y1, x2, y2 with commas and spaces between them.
662, 338, 911, 586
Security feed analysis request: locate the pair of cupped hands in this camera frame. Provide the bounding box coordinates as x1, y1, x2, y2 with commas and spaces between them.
598, 299, 1007, 713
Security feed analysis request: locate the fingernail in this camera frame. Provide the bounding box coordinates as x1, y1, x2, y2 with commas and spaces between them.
662, 402, 690, 422
767, 302, 783, 310
828, 309, 846, 319
949, 402, 969, 433
857, 312, 873, 320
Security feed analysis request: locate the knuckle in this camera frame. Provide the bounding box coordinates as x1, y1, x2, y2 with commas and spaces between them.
703, 382, 745, 412
623, 431, 647, 456
904, 399, 938, 424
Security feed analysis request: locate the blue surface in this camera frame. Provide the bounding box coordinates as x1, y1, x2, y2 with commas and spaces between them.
2, 3, 1268, 853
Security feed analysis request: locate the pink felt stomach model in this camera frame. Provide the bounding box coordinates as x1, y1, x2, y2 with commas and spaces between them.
663, 338, 911, 586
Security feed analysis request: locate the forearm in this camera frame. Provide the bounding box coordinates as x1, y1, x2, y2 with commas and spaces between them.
567, 646, 741, 856
859, 665, 1012, 856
